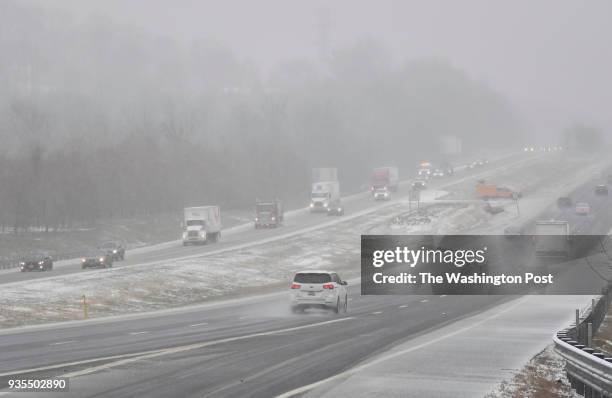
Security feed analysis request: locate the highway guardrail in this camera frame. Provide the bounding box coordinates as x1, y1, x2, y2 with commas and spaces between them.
554, 283, 612, 397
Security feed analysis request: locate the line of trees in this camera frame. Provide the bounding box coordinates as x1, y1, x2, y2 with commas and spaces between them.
0, 1, 523, 232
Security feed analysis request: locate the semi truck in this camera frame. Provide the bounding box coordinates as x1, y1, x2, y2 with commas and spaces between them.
254, 200, 284, 228
371, 166, 399, 192
534, 220, 570, 258
310, 168, 340, 213
182, 206, 222, 245
310, 181, 340, 212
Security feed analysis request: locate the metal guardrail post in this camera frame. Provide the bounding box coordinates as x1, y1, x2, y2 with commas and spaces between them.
587, 323, 593, 348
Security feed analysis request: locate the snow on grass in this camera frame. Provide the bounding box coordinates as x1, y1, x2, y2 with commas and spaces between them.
485, 345, 574, 398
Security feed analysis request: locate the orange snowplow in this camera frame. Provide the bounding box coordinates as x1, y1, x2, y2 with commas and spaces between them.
476, 182, 521, 199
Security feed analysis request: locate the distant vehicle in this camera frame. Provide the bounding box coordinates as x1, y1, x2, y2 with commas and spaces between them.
310, 181, 340, 212
556, 197, 573, 208
373, 187, 391, 201
575, 202, 591, 215
432, 169, 446, 177
534, 220, 570, 258
476, 182, 521, 199
412, 180, 427, 190
595, 185, 609, 195
371, 166, 399, 192
418, 161, 452, 178
326, 199, 345, 216
417, 161, 432, 178
99, 241, 125, 261
182, 206, 222, 245
81, 251, 113, 269
19, 255, 53, 272
254, 200, 284, 228
290, 271, 348, 314
607, 175, 612, 185
469, 159, 488, 169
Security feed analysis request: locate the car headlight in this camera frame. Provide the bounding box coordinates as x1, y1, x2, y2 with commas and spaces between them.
271, 216, 276, 221
81, 258, 86, 262
99, 257, 105, 262
38, 261, 44, 265
338, 208, 342, 211
113, 249, 117, 253
323, 203, 328, 207
309, 203, 314, 208
182, 232, 187, 238
19, 262, 25, 266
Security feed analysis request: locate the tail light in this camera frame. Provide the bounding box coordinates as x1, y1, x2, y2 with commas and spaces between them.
323, 283, 334, 289
290, 283, 301, 289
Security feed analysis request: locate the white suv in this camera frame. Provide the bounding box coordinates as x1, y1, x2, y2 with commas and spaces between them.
290, 271, 348, 314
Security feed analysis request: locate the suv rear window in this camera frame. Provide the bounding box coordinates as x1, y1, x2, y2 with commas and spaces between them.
294, 273, 331, 283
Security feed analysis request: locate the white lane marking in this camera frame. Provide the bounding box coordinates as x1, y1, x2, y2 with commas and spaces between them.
398, 305, 408, 308
274, 297, 528, 398
439, 295, 447, 298
128, 331, 150, 335
0, 317, 354, 379
371, 311, 382, 315
62, 317, 353, 378
189, 323, 208, 327
420, 299, 429, 303
49, 340, 78, 346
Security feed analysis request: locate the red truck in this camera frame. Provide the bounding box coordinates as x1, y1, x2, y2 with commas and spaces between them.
371, 166, 399, 192
254, 200, 284, 228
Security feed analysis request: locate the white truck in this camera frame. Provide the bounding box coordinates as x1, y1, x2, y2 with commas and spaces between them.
310, 181, 340, 212
182, 206, 222, 246
534, 220, 570, 258
312, 168, 338, 183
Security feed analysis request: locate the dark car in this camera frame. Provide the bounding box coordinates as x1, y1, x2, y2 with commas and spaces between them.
595, 185, 609, 195
81, 252, 113, 269
556, 197, 573, 208
99, 241, 125, 261
327, 200, 345, 216
19, 255, 53, 272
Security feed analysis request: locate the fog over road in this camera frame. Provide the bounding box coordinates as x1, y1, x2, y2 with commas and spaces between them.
2, 151, 611, 397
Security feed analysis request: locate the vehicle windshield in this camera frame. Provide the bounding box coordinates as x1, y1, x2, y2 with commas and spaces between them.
293, 273, 332, 283
311, 193, 328, 198
186, 220, 205, 226
100, 242, 118, 249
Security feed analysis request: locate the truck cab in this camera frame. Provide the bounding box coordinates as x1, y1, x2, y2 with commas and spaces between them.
182, 206, 222, 245
310, 181, 340, 212
255, 200, 284, 228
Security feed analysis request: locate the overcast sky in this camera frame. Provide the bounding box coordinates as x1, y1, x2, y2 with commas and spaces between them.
23, 0, 612, 137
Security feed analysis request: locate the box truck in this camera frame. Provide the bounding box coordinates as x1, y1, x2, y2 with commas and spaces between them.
182, 206, 222, 245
